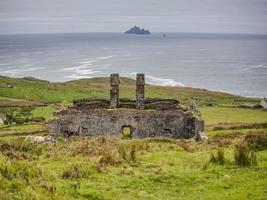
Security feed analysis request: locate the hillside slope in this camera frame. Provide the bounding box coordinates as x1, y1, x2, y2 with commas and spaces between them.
0, 75, 258, 106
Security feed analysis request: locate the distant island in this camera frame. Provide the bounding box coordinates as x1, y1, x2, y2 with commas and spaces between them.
125, 26, 151, 35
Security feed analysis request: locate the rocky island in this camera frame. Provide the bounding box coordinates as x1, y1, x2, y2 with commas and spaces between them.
125, 26, 151, 34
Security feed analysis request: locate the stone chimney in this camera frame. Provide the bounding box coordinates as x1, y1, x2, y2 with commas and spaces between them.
110, 73, 120, 109
136, 73, 145, 109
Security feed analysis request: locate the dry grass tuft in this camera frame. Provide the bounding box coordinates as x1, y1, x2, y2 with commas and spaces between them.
65, 137, 143, 168
62, 164, 91, 179
176, 140, 193, 152
209, 148, 225, 165
234, 141, 257, 167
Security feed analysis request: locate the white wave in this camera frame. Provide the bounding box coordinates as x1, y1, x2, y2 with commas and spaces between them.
64, 69, 99, 79
248, 64, 267, 69
128, 73, 184, 87
75, 69, 100, 75
64, 74, 93, 79
21, 67, 43, 72
98, 56, 113, 60
146, 75, 185, 87
128, 72, 138, 75
22, 64, 34, 67
239, 64, 267, 71
78, 60, 98, 64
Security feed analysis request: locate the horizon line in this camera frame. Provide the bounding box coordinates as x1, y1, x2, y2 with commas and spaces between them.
1, 31, 267, 37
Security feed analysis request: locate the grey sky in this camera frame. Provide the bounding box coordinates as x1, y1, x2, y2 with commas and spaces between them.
0, 0, 267, 34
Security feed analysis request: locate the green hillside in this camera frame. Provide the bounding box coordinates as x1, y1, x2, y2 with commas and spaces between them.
0, 75, 267, 200
0, 75, 259, 106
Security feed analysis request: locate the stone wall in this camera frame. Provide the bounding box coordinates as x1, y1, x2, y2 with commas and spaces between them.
73, 98, 180, 111
50, 108, 204, 139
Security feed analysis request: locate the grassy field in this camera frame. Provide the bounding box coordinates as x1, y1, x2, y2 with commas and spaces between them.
31, 106, 56, 121
0, 134, 266, 200
0, 75, 267, 200
201, 107, 267, 125
0, 75, 259, 106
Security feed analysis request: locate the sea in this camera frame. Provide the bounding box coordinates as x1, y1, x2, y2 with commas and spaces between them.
0, 32, 267, 98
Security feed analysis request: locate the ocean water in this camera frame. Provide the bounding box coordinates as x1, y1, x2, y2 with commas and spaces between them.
0, 32, 267, 97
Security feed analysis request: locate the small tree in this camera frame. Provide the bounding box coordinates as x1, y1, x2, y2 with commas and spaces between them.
4, 113, 15, 124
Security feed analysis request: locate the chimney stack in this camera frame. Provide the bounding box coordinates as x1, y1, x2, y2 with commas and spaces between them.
136, 73, 145, 109
110, 73, 120, 109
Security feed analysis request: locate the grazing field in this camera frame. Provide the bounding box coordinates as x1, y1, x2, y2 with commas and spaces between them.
0, 75, 267, 200
31, 106, 56, 121
0, 134, 266, 200
201, 107, 267, 125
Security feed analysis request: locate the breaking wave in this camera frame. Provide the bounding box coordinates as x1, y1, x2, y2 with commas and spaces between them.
146, 75, 185, 87
98, 56, 113, 60
239, 64, 267, 71
129, 73, 184, 87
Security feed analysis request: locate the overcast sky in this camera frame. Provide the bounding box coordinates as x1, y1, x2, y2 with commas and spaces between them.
1, 0, 267, 34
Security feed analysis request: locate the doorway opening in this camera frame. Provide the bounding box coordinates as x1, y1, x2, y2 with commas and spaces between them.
122, 125, 133, 139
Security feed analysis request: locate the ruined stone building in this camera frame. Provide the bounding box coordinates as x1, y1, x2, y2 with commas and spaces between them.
49, 74, 205, 139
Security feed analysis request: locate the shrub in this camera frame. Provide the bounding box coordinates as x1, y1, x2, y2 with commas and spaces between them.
0, 155, 45, 199
62, 165, 90, 179
4, 113, 16, 124
118, 143, 136, 163
15, 118, 24, 125
254, 104, 263, 109
209, 148, 225, 165
97, 153, 118, 167
130, 144, 136, 162
0, 156, 41, 181
0, 139, 43, 160
176, 140, 193, 152
245, 132, 267, 151
234, 141, 257, 166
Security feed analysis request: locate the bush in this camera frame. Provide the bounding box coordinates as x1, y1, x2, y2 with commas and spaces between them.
254, 104, 263, 109
209, 148, 225, 165
0, 139, 43, 160
0, 155, 46, 199
0, 156, 41, 181
4, 114, 16, 124
15, 118, 24, 125
234, 141, 257, 166
3, 119, 9, 125
245, 132, 267, 151
62, 165, 90, 179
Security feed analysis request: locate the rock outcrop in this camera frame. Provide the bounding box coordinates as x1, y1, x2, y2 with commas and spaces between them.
125, 26, 151, 34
